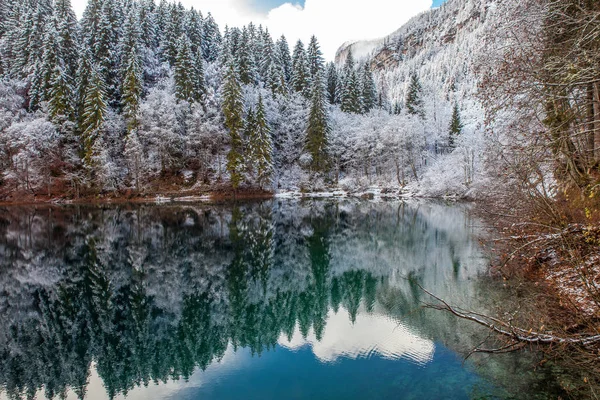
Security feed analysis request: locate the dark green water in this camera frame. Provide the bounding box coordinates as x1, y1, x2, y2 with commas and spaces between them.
0, 200, 562, 400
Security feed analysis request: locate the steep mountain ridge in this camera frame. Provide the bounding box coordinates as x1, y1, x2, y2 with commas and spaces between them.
336, 0, 497, 103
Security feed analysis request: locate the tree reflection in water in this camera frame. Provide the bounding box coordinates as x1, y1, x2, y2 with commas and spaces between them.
0, 200, 487, 399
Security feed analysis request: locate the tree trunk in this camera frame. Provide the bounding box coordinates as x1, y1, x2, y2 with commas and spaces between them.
594, 81, 600, 163
587, 83, 595, 168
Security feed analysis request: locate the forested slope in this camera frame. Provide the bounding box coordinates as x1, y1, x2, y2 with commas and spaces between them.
0, 0, 498, 200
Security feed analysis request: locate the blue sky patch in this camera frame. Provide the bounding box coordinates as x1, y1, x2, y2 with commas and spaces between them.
432, 0, 447, 7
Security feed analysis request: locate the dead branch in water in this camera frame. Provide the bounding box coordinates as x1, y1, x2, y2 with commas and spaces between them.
419, 285, 600, 351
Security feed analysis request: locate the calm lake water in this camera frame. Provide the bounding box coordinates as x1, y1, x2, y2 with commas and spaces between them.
0, 200, 562, 400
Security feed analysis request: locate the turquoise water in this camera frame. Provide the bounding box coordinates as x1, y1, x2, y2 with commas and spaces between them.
0, 200, 559, 399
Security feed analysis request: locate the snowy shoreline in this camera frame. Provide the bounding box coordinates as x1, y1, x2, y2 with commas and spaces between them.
0, 187, 467, 206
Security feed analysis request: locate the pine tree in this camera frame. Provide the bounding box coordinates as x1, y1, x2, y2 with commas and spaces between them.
121, 47, 143, 131
76, 46, 94, 132
339, 49, 364, 113
0, 0, 22, 77
341, 70, 363, 114
161, 3, 183, 65
237, 27, 257, 85
201, 12, 221, 62
307, 35, 325, 83
185, 8, 203, 56
194, 49, 206, 102
258, 30, 286, 95
81, 0, 103, 49
54, 0, 79, 78
82, 67, 108, 168
95, 0, 121, 108
119, 7, 141, 60
120, 8, 143, 130
48, 64, 75, 124
138, 0, 158, 50
174, 35, 198, 103
31, 20, 60, 109
405, 73, 424, 118
448, 103, 463, 150
291, 40, 310, 98
222, 60, 245, 190
342, 48, 355, 77
267, 62, 287, 97
258, 29, 275, 82
326, 62, 339, 105
253, 95, 273, 187
12, 7, 35, 78
361, 63, 377, 113
305, 71, 330, 173
276, 35, 292, 84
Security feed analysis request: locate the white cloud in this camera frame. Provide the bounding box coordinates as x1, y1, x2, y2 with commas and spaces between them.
71, 0, 433, 60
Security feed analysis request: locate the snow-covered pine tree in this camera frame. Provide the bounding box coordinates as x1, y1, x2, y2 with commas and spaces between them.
11, 7, 34, 77
194, 49, 206, 103
260, 31, 287, 96
307, 35, 324, 83
30, 19, 61, 109
238, 27, 257, 85
201, 12, 221, 63
82, 66, 108, 168
361, 63, 377, 113
291, 40, 310, 98
54, 0, 79, 79
174, 35, 198, 103
48, 64, 75, 124
0, 0, 22, 77
186, 8, 203, 56
326, 62, 339, 105
155, 0, 169, 43
305, 70, 330, 173
161, 2, 183, 65
258, 29, 275, 83
253, 95, 273, 187
342, 48, 355, 76
76, 46, 94, 132
138, 0, 158, 50
95, 0, 121, 108
341, 70, 363, 114
121, 47, 143, 131
448, 102, 462, 150
81, 0, 102, 49
405, 73, 424, 118
267, 61, 287, 97
276, 35, 292, 85
222, 59, 245, 190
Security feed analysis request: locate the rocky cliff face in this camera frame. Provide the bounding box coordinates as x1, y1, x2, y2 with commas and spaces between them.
336, 0, 497, 111
336, 0, 495, 72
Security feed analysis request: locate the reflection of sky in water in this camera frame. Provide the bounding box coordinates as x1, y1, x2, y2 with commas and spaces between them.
0, 201, 511, 400
278, 308, 434, 364
70, 311, 484, 400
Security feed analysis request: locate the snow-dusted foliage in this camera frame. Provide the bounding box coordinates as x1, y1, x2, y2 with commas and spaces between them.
0, 0, 501, 198
334, 0, 496, 196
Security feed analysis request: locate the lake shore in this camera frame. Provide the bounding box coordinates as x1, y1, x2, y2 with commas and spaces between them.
0, 185, 470, 207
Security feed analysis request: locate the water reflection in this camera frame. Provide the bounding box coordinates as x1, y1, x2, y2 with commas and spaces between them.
0, 200, 490, 400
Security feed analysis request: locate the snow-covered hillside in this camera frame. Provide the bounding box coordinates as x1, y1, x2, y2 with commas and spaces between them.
0, 0, 502, 200
331, 0, 498, 197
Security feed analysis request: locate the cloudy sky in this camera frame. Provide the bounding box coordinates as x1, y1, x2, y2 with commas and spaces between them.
71, 0, 447, 60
